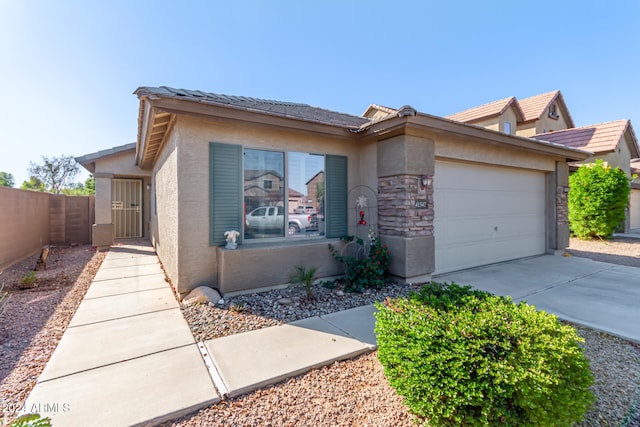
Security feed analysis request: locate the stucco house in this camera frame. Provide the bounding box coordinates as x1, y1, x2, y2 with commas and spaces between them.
447, 90, 640, 232
78, 86, 590, 298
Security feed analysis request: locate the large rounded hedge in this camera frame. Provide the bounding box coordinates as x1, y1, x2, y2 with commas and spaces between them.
375, 282, 594, 426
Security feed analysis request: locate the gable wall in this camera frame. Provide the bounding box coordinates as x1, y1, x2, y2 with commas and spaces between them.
467, 118, 499, 132
499, 108, 520, 134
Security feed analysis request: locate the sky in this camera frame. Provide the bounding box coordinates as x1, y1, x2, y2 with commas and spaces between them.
1, 1, 639, 187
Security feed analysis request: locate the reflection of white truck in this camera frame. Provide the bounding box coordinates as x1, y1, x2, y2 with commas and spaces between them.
245, 206, 316, 235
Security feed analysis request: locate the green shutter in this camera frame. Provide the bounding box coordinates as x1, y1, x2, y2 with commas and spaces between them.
210, 142, 242, 246
325, 155, 348, 238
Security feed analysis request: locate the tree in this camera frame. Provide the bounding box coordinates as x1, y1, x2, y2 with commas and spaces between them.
62, 175, 95, 196
20, 176, 47, 192
28, 155, 80, 194
0, 171, 14, 187
568, 160, 631, 239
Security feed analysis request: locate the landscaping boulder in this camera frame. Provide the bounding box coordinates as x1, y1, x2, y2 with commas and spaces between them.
182, 286, 222, 306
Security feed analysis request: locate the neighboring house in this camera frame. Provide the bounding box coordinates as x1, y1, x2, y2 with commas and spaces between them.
447, 91, 639, 232
446, 90, 574, 137
78, 86, 589, 297
532, 120, 639, 232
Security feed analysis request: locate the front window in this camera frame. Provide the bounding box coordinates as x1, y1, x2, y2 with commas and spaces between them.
244, 149, 324, 240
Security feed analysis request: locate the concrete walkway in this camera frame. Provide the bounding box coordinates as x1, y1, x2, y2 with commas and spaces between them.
22, 241, 378, 426
23, 242, 219, 426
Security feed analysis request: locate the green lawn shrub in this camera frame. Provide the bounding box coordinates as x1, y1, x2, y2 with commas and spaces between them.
375, 282, 594, 427
569, 159, 631, 239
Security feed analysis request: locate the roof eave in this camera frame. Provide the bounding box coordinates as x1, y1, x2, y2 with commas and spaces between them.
361, 113, 592, 161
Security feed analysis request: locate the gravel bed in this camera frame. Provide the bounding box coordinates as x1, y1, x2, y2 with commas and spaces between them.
174, 236, 640, 427
0, 245, 106, 423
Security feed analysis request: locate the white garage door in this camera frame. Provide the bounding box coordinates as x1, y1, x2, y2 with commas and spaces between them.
631, 189, 640, 229
434, 160, 546, 274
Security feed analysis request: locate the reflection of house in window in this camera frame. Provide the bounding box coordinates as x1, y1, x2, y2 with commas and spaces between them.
306, 171, 325, 213
288, 188, 304, 213
244, 169, 284, 212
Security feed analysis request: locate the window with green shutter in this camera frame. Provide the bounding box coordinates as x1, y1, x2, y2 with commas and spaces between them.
210, 142, 347, 244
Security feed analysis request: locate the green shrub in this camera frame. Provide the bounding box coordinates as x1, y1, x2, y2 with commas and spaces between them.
375, 282, 594, 427
8, 413, 52, 427
328, 233, 390, 293
569, 159, 631, 239
20, 271, 37, 289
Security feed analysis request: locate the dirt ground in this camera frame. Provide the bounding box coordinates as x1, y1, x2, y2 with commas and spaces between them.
0, 245, 106, 419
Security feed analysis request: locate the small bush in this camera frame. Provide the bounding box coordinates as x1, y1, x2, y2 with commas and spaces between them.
375, 282, 594, 427
569, 159, 631, 239
328, 233, 390, 293
288, 265, 318, 299
20, 271, 37, 289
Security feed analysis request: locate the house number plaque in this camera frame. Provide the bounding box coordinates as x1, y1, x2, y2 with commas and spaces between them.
415, 200, 428, 209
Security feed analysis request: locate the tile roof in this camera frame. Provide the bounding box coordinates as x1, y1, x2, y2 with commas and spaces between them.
518, 90, 574, 127
135, 86, 370, 129
531, 120, 632, 154
446, 96, 523, 123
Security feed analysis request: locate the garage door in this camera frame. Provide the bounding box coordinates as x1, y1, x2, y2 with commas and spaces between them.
631, 189, 640, 229
434, 160, 546, 274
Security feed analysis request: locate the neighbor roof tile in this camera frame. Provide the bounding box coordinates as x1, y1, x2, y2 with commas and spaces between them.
446, 96, 523, 123
532, 120, 631, 154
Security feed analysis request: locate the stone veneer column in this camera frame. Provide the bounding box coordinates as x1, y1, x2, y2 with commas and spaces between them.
555, 162, 570, 251
377, 134, 435, 283
92, 173, 114, 248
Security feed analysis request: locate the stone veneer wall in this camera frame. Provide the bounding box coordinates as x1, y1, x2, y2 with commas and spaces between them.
378, 174, 434, 237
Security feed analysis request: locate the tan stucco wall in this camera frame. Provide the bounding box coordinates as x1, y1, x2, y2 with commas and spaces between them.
152, 130, 180, 288
0, 187, 49, 270
499, 108, 519, 135
469, 118, 499, 132
160, 115, 362, 295
432, 132, 559, 172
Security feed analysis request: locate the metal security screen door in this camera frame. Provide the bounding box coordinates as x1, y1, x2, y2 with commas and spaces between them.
112, 179, 142, 238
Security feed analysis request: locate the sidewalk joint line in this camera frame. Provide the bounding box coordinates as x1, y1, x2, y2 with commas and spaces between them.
83, 286, 168, 300
68, 307, 179, 328
37, 343, 195, 384
197, 341, 229, 399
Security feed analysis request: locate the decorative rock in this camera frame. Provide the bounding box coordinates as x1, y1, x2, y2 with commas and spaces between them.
182, 286, 222, 306
336, 290, 345, 297
278, 298, 293, 305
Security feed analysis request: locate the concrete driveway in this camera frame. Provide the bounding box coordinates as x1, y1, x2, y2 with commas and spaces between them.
435, 255, 640, 344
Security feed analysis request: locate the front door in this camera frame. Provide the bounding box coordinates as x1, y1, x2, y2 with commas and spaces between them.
111, 179, 142, 238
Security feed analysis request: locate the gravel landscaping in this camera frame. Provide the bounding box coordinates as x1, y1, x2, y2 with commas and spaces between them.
0, 237, 639, 426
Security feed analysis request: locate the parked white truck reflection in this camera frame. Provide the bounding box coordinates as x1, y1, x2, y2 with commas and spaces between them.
245, 206, 316, 236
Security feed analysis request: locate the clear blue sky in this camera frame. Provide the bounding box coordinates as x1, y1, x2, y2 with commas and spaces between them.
1, 1, 639, 186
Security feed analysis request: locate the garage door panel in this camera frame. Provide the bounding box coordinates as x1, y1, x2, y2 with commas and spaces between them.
434, 161, 546, 274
